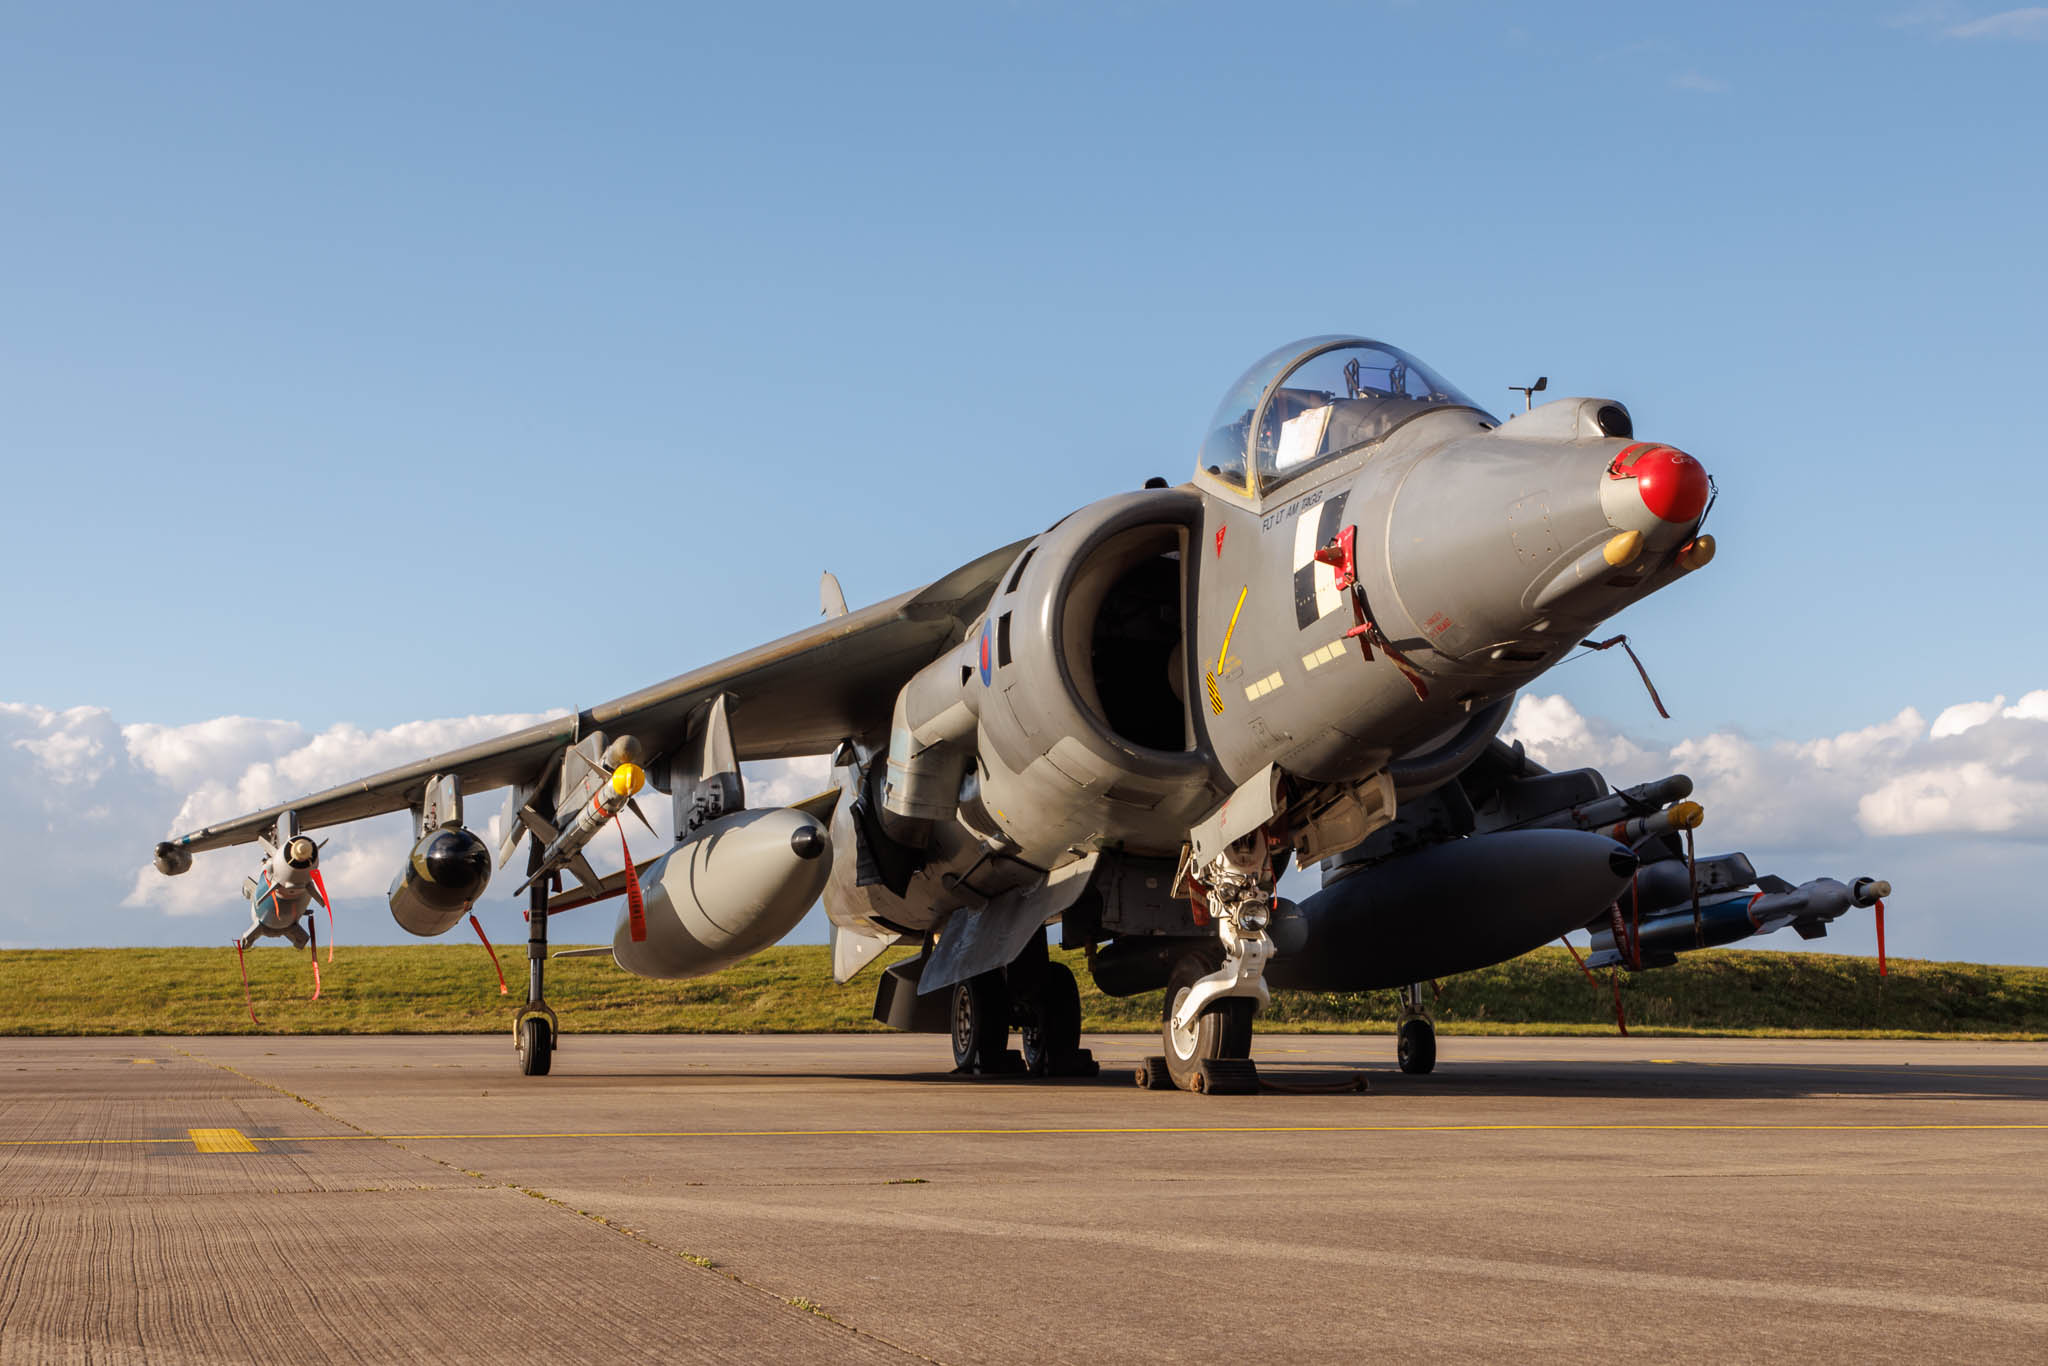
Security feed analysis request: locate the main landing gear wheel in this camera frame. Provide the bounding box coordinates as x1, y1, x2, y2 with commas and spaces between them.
1397, 1016, 1436, 1075
1021, 962, 1095, 1078
951, 971, 1011, 1074
1162, 952, 1253, 1093
518, 1014, 553, 1077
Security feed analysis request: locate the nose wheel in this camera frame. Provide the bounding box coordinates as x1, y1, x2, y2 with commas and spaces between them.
1161, 950, 1255, 1092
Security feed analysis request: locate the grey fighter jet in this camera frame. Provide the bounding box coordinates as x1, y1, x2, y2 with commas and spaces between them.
152, 335, 1885, 1086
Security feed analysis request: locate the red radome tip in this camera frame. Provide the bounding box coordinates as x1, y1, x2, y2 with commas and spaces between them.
1634, 446, 1710, 523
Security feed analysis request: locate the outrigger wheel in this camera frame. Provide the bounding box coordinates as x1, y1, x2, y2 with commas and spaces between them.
1162, 950, 1254, 1092
516, 1009, 556, 1077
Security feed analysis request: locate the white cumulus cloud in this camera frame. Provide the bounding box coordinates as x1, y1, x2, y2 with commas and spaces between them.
1501, 689, 2048, 845
0, 696, 844, 947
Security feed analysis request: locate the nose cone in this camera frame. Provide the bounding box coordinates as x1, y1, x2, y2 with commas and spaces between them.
1612, 443, 1709, 524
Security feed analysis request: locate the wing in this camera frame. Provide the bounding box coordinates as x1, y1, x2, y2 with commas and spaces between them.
161, 538, 1026, 856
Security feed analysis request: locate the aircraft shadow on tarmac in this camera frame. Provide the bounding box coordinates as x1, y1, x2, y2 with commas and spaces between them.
527, 1059, 2048, 1103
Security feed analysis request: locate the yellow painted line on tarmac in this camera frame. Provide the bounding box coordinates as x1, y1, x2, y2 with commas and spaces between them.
254, 1122, 2048, 1143
1687, 1059, 2048, 1084
188, 1127, 259, 1153
0, 1137, 195, 1147
131, 1058, 156, 1065
2, 1121, 2043, 1151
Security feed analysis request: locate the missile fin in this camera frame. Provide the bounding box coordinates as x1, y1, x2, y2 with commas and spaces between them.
626, 797, 658, 837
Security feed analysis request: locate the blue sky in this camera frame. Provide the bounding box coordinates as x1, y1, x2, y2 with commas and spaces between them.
3, 3, 2045, 962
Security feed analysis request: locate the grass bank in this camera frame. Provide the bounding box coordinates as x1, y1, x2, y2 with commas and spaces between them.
2, 944, 2044, 1039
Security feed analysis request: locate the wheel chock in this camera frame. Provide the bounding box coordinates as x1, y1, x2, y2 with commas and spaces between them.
1194, 1058, 1259, 1095
1134, 1056, 1173, 1089
1051, 1047, 1099, 1079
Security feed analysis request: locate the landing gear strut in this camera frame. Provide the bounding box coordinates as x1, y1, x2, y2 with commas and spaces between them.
1396, 982, 1435, 1075
514, 838, 558, 1077
1155, 833, 1278, 1093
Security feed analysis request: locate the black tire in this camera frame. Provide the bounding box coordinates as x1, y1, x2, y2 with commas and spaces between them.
1162, 952, 1254, 1092
518, 1015, 553, 1077
1397, 1016, 1436, 1075
1021, 962, 1082, 1076
950, 972, 1010, 1072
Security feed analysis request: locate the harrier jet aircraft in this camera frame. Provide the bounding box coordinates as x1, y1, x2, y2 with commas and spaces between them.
152, 336, 1886, 1088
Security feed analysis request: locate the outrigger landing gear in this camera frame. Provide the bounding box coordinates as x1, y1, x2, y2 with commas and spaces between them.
514, 839, 558, 1077
1396, 982, 1436, 1075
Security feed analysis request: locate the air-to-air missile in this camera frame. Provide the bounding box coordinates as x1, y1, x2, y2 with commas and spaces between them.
515, 761, 650, 898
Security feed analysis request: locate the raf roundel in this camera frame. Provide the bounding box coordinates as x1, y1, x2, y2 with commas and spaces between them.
978, 619, 993, 685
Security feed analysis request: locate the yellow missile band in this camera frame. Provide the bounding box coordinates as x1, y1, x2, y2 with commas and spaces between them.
1669, 800, 1705, 830
611, 763, 646, 797
1602, 530, 1644, 567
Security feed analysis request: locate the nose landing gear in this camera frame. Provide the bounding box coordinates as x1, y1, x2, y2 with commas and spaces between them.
1146, 833, 1279, 1094
1162, 949, 1256, 1092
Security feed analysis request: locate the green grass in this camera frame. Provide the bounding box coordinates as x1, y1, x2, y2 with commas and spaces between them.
1, 943, 2044, 1039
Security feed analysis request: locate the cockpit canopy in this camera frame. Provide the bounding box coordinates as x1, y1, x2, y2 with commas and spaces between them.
1199, 336, 1488, 497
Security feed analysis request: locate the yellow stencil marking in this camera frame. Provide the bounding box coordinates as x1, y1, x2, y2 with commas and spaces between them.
1215, 586, 1248, 674
1204, 671, 1224, 715
188, 1127, 258, 1154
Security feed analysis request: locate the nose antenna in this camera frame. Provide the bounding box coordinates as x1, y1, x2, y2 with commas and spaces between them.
1509, 376, 1548, 411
